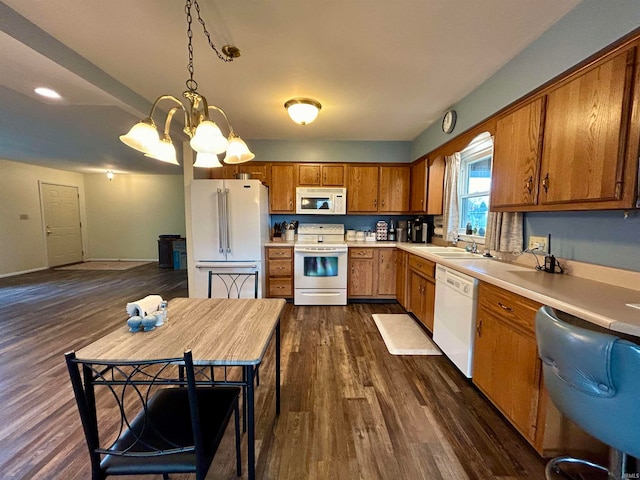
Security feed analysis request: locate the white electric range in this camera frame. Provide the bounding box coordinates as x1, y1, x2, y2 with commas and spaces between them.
294, 223, 348, 305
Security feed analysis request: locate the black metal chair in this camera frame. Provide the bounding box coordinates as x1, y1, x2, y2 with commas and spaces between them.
208, 271, 259, 299
65, 349, 241, 480
208, 270, 261, 426
535, 305, 640, 480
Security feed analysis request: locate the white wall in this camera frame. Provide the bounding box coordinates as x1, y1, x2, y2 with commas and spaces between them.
84, 173, 185, 260
0, 159, 86, 276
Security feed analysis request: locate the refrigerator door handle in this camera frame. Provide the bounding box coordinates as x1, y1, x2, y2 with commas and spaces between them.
217, 189, 225, 253
224, 188, 231, 253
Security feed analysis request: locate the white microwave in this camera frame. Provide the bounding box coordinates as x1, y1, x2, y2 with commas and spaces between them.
295, 187, 347, 215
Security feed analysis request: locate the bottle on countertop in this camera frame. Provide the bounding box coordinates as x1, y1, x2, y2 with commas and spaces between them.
388, 218, 396, 241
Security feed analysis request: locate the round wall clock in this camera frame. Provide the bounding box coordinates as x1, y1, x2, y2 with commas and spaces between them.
442, 109, 457, 134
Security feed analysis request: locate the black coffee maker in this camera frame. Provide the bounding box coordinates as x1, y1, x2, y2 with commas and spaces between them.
411, 217, 423, 243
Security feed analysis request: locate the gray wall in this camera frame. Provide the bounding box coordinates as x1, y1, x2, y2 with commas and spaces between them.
410, 0, 640, 272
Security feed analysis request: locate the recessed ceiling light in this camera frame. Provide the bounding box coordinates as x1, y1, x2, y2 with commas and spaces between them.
34, 87, 62, 99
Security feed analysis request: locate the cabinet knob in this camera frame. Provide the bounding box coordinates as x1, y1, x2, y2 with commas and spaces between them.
542, 173, 549, 193
374, 199, 377, 207
526, 176, 533, 193
476, 319, 483, 337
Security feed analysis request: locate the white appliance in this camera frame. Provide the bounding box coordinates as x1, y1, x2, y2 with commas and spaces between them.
433, 265, 479, 378
294, 223, 348, 305
295, 187, 347, 215
190, 179, 270, 298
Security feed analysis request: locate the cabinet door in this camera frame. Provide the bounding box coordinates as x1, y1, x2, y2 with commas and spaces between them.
209, 165, 236, 179
322, 165, 345, 186
379, 165, 410, 212
473, 282, 543, 443
473, 311, 541, 442
348, 254, 375, 297
539, 47, 635, 205
395, 250, 408, 307
347, 165, 379, 212
408, 270, 425, 322
377, 249, 397, 296
410, 159, 427, 212
491, 98, 545, 209
270, 164, 296, 212
298, 164, 321, 185
426, 156, 445, 215
237, 163, 269, 185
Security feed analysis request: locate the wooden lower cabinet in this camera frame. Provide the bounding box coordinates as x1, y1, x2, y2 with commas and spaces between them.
395, 249, 409, 307
348, 248, 396, 299
472, 282, 542, 444
406, 255, 436, 331
265, 246, 293, 298
473, 281, 607, 458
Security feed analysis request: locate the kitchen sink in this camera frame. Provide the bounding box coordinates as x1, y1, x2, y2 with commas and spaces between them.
430, 251, 490, 259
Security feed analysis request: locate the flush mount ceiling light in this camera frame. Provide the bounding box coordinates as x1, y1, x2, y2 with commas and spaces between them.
34, 87, 62, 99
119, 0, 254, 168
284, 98, 322, 125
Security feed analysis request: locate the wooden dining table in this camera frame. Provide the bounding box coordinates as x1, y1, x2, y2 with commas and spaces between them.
76, 296, 286, 480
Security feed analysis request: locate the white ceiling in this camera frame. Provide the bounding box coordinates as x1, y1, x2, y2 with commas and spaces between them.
0, 0, 581, 174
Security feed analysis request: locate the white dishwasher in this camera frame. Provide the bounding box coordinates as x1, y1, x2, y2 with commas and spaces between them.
433, 264, 479, 378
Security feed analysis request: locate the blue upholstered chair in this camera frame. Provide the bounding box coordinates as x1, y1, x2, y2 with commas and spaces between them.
535, 305, 640, 480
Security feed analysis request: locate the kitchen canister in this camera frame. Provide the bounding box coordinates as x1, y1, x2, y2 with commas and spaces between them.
355, 231, 365, 242
346, 230, 356, 241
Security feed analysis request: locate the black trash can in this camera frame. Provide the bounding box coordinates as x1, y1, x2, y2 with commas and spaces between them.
158, 235, 181, 268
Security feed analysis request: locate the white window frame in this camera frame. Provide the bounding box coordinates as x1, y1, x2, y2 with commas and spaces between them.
458, 134, 493, 244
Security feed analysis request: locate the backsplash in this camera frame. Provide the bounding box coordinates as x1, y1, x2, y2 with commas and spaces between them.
271, 214, 419, 234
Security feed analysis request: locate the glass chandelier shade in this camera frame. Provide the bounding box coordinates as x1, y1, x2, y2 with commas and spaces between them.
193, 152, 223, 168
118, 0, 253, 168
144, 135, 179, 165
189, 120, 229, 154
284, 98, 322, 125
224, 134, 255, 164
119, 119, 159, 154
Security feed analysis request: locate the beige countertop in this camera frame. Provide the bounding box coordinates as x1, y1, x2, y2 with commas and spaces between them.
262, 239, 640, 335
396, 244, 640, 337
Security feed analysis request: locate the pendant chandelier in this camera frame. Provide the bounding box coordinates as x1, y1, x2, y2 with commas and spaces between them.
119, 0, 254, 167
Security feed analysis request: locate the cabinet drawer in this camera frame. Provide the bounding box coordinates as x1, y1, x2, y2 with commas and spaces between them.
408, 255, 435, 279
267, 247, 292, 259
349, 248, 374, 259
268, 259, 292, 276
268, 279, 292, 297
478, 282, 542, 338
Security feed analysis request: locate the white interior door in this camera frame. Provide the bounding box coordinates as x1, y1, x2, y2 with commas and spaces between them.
41, 183, 83, 267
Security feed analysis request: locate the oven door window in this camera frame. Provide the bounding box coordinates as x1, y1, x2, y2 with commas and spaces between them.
303, 256, 338, 277
300, 196, 332, 211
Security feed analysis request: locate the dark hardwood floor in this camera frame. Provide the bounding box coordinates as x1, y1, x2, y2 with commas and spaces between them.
0, 265, 546, 479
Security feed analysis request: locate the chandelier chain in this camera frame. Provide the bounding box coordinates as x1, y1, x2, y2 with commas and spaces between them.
185, 0, 197, 92
193, 0, 233, 63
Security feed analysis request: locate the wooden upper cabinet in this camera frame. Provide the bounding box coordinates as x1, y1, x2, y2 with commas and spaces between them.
426, 156, 445, 215
298, 164, 345, 186
379, 165, 410, 212
237, 163, 269, 186
347, 165, 380, 212
539, 46, 636, 206
269, 164, 296, 213
410, 158, 427, 212
491, 98, 545, 209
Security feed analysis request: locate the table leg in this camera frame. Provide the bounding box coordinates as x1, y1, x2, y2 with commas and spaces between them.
276, 320, 281, 415
245, 364, 256, 480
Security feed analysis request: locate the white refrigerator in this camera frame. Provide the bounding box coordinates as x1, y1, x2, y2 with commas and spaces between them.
190, 179, 270, 298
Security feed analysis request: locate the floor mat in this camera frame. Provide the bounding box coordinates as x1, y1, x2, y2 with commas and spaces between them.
372, 313, 442, 355
55, 261, 152, 271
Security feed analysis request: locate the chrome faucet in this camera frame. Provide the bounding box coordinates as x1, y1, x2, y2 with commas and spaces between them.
467, 239, 478, 254
451, 235, 459, 246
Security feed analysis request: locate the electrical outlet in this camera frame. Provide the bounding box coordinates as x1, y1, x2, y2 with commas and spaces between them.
528, 235, 547, 252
